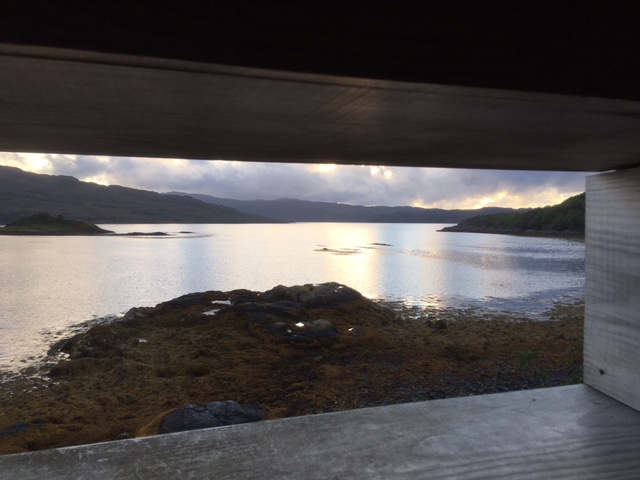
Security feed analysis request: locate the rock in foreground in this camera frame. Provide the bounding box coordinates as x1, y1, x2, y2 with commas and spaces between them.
157, 401, 266, 434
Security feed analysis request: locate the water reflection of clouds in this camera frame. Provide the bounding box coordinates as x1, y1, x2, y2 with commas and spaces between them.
405, 247, 583, 273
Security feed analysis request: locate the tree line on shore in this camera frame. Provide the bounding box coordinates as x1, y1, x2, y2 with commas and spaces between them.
441, 193, 585, 235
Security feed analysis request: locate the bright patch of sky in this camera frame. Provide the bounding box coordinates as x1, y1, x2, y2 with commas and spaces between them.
1, 152, 588, 209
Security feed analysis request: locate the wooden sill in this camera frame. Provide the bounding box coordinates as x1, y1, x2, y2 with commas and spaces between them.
1, 384, 639, 479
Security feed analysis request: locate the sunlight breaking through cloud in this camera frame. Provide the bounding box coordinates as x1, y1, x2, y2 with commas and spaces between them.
1, 152, 587, 209
313, 164, 337, 173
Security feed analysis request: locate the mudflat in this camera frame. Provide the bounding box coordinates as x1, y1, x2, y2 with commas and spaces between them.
0, 283, 583, 455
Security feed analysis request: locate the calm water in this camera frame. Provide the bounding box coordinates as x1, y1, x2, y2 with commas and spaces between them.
0, 223, 584, 373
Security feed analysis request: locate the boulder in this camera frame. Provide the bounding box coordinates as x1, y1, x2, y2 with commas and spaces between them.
295, 319, 338, 338
159, 400, 266, 434
261, 282, 362, 307
270, 319, 339, 342
161, 293, 211, 308
433, 319, 447, 330
0, 423, 31, 439
121, 307, 149, 323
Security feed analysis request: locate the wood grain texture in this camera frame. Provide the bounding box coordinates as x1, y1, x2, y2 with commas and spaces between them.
2, 385, 640, 479
585, 168, 640, 411
2, 46, 640, 171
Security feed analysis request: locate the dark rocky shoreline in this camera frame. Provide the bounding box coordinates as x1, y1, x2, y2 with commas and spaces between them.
0, 283, 584, 455
438, 225, 584, 239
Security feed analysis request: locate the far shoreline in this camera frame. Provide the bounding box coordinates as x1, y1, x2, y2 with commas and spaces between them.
0, 230, 173, 236
438, 226, 584, 240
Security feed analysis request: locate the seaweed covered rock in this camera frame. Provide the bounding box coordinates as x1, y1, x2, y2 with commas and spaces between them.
50, 325, 131, 360
0, 282, 585, 455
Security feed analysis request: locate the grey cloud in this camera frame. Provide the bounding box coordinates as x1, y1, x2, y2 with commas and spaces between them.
1, 153, 588, 208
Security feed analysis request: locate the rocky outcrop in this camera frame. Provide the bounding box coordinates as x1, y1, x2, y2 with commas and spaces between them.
0, 283, 584, 455
50, 283, 371, 367
261, 282, 362, 307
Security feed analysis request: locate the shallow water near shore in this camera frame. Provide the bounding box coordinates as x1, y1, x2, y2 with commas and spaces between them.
0, 223, 584, 374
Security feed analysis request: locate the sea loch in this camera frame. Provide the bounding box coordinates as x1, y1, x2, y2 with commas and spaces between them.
0, 223, 584, 373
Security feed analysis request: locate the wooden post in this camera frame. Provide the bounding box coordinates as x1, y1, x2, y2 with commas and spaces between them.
585, 167, 640, 411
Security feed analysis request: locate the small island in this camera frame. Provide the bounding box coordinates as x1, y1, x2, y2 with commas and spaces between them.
0, 213, 114, 235
0, 213, 175, 237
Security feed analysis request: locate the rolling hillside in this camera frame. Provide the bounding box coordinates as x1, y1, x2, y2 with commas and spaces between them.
167, 192, 525, 223
0, 166, 277, 224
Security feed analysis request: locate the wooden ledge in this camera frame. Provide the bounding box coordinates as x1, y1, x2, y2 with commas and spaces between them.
1, 385, 640, 479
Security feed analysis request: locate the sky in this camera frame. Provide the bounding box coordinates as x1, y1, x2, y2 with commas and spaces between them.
1, 152, 589, 209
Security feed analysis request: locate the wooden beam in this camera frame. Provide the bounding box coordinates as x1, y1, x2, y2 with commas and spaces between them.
1, 385, 640, 479
2, 46, 640, 171
585, 167, 640, 410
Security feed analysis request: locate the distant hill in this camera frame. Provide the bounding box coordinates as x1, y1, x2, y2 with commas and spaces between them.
440, 193, 585, 236
166, 192, 525, 223
0, 166, 277, 224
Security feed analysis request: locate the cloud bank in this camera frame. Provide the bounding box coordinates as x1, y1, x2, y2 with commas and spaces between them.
1, 152, 588, 209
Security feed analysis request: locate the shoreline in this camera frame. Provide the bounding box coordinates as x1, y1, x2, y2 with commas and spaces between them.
438, 226, 584, 239
0, 284, 584, 455
0, 230, 174, 236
